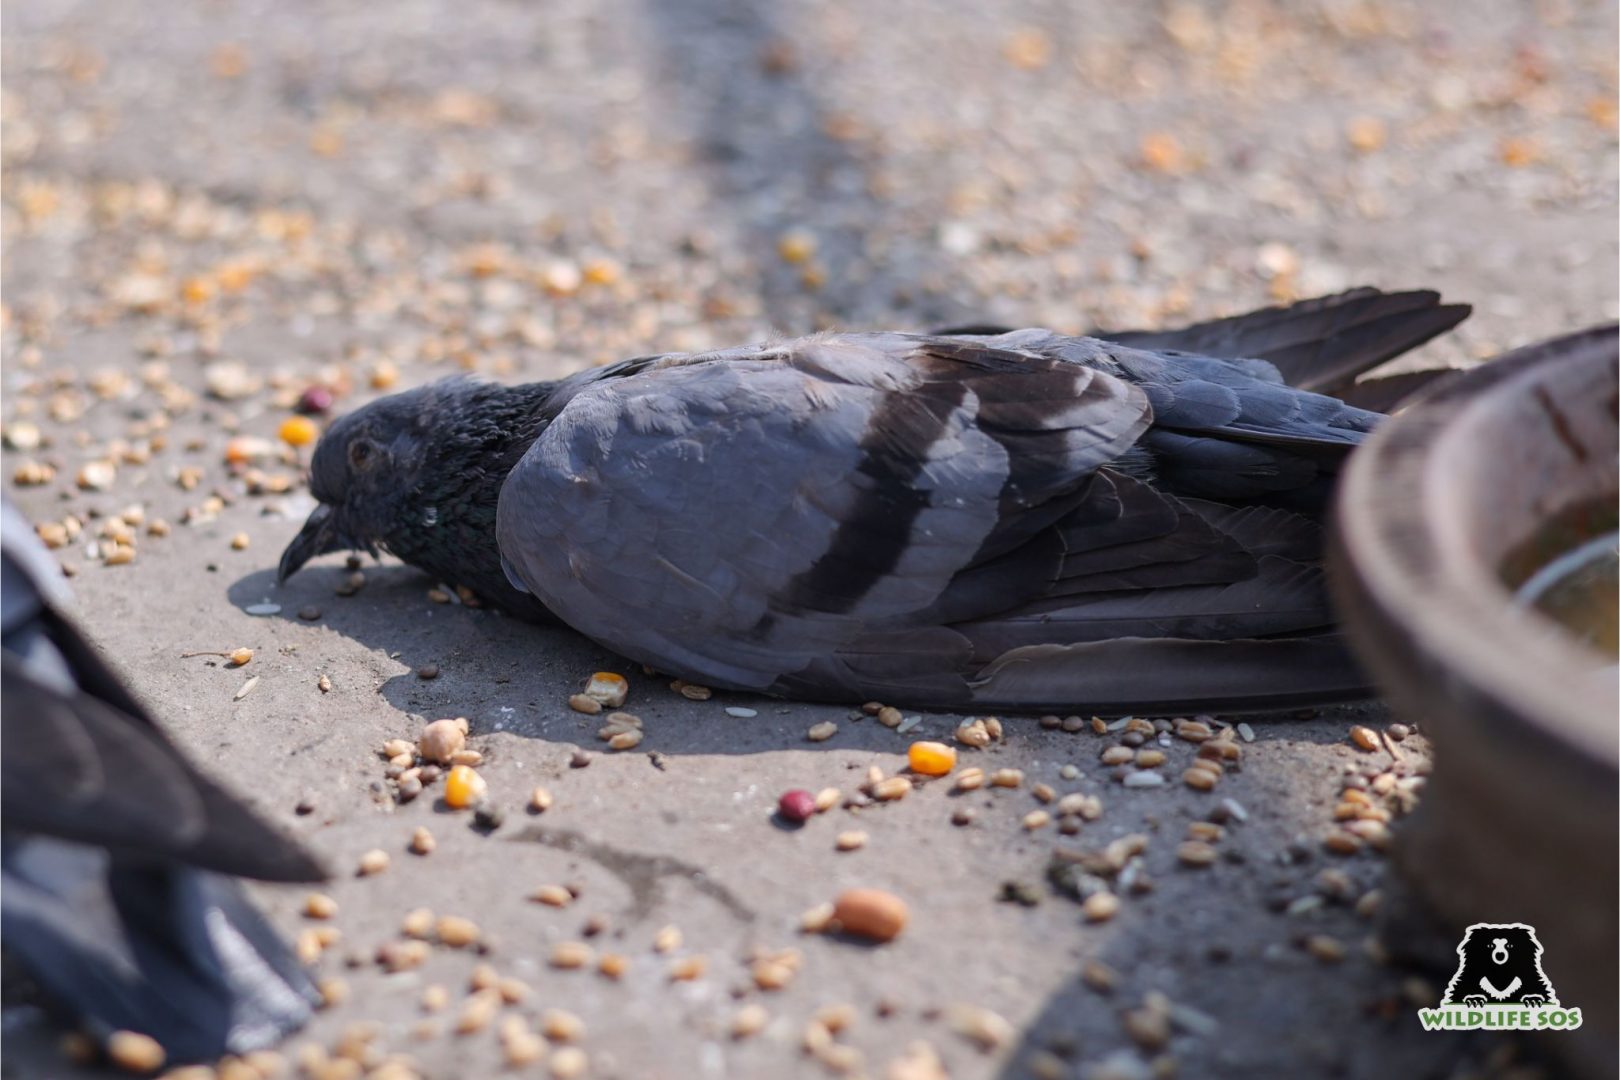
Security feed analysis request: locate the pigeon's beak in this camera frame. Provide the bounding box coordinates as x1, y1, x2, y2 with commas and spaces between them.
278, 503, 342, 584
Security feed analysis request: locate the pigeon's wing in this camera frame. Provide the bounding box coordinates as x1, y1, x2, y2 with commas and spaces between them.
1, 532, 324, 883
1096, 288, 1470, 395
496, 333, 1157, 691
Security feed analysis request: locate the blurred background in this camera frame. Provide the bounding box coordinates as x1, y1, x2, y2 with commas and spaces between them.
4, 0, 1615, 394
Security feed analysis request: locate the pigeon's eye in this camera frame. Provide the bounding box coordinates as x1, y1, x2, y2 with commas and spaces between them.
348, 439, 377, 470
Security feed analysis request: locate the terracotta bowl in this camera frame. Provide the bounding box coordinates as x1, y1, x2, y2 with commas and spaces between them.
1330, 325, 1618, 1076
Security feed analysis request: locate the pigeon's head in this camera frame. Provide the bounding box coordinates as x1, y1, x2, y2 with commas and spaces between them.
277, 387, 439, 583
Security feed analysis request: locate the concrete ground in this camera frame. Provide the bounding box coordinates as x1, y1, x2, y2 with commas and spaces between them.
2, 1, 1615, 1077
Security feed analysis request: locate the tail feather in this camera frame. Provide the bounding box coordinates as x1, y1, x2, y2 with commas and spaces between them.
1339, 368, 1463, 413
1098, 288, 1471, 395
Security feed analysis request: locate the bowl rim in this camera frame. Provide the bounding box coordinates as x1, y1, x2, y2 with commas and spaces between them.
1333, 324, 1619, 769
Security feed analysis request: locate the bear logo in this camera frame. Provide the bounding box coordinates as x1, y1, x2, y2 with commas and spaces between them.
1440, 923, 1557, 1009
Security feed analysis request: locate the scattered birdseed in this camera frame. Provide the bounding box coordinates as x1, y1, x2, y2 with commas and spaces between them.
533, 884, 573, 907
1060, 764, 1080, 780
304, 893, 338, 919
778, 789, 816, 823
529, 786, 554, 813
836, 830, 869, 851
567, 693, 602, 715
437, 915, 481, 948
669, 955, 707, 981
876, 706, 903, 728
948, 1004, 1015, 1051
1122, 1002, 1172, 1051
232, 676, 259, 701
473, 803, 505, 831
450, 749, 483, 767
653, 925, 682, 953
502, 1028, 546, 1067
409, 827, 435, 856
832, 888, 908, 942
1306, 934, 1347, 963
806, 721, 838, 742
597, 953, 628, 979
955, 719, 992, 748
726, 706, 758, 718
872, 776, 912, 801
1135, 749, 1166, 768
1348, 726, 1380, 751
416, 664, 439, 680
1182, 768, 1217, 791
1323, 831, 1364, 855
1081, 960, 1119, 993
583, 671, 628, 707
1176, 841, 1218, 867
455, 989, 501, 1034
318, 977, 350, 1009
731, 1003, 770, 1039
541, 1009, 586, 1042
1023, 810, 1052, 830
569, 750, 593, 768
1100, 746, 1134, 766
444, 765, 486, 808
106, 1031, 165, 1074
229, 532, 251, 550
279, 415, 319, 447
814, 787, 841, 813
1355, 890, 1384, 919
954, 767, 986, 792
402, 909, 435, 939
317, 675, 332, 693
1031, 783, 1056, 804
800, 902, 837, 934
608, 729, 643, 751
1237, 722, 1256, 743
990, 768, 1024, 789
674, 680, 713, 701
549, 1047, 588, 1079
228, 647, 253, 666
951, 807, 976, 826
907, 741, 956, 776
357, 849, 390, 876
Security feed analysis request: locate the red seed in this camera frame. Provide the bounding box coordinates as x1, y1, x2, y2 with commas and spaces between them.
778, 789, 816, 823
297, 385, 335, 414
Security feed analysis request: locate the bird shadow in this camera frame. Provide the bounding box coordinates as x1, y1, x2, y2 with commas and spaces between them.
229, 558, 1381, 768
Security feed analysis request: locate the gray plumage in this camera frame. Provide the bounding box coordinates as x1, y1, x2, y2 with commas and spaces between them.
280, 288, 1469, 713
3, 501, 325, 1062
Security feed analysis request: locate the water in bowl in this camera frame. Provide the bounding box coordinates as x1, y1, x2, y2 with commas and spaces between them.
1501, 498, 1619, 658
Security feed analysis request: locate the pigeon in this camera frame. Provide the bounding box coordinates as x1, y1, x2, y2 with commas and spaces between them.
2, 500, 326, 1063
279, 288, 1468, 714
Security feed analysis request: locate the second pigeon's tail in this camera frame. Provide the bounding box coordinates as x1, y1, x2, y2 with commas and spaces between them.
2, 840, 320, 1063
